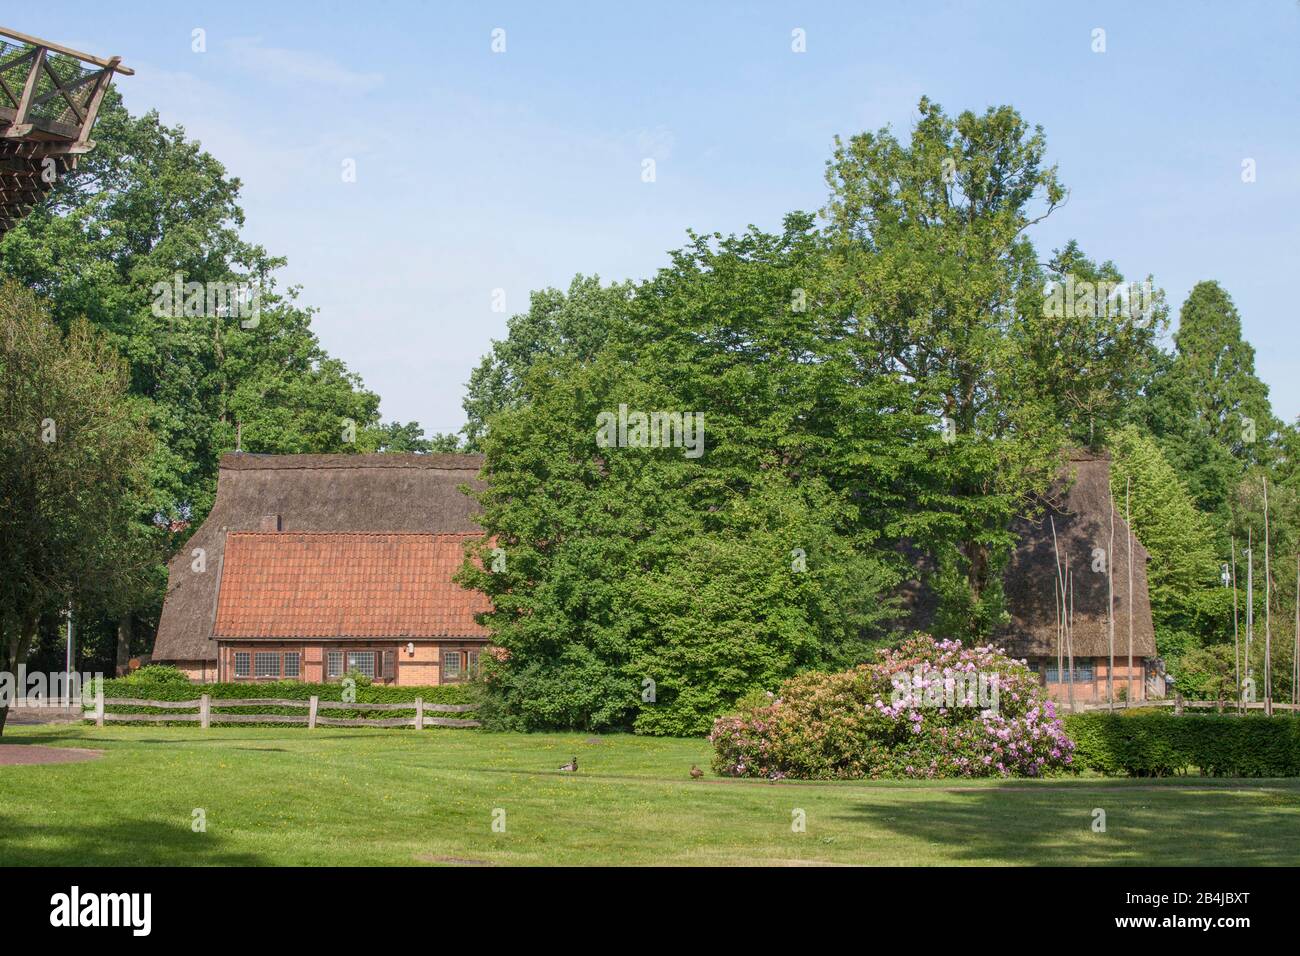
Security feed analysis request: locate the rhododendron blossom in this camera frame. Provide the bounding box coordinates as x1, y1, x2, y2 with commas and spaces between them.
709, 635, 1076, 780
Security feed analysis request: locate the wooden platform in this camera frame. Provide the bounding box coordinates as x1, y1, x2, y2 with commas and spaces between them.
0, 26, 131, 236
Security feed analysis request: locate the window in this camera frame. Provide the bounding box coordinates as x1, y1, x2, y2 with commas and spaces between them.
255, 652, 280, 678
327, 651, 344, 679
1046, 660, 1096, 683
233, 652, 250, 678
467, 651, 479, 677
381, 650, 396, 681
347, 651, 376, 678
283, 652, 300, 679
443, 651, 462, 679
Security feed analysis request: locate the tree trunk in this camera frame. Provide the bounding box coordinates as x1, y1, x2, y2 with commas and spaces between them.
116, 613, 133, 676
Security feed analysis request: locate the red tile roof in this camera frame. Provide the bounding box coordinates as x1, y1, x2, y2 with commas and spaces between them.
213, 532, 490, 640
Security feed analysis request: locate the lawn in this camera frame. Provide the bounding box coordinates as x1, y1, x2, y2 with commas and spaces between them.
2, 724, 1298, 866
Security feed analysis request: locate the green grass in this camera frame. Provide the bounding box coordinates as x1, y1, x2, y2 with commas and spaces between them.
2, 724, 1299, 865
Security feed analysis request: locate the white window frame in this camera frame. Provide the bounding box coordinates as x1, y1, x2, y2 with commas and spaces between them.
254, 652, 280, 678
1046, 660, 1096, 683
233, 652, 250, 678
327, 651, 344, 679
443, 651, 462, 680
283, 652, 300, 679
346, 650, 376, 678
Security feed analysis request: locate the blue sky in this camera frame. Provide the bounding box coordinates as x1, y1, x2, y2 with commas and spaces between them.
22, 0, 1300, 433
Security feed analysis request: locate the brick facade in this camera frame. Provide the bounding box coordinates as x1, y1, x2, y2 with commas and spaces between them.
216, 640, 487, 686
1031, 656, 1149, 704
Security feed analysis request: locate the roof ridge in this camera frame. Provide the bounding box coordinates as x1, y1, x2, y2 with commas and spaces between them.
219, 452, 484, 471
227, 530, 483, 537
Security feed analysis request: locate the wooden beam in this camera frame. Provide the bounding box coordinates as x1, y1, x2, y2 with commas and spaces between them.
10, 44, 44, 130
32, 58, 96, 125
0, 71, 18, 109
75, 59, 118, 146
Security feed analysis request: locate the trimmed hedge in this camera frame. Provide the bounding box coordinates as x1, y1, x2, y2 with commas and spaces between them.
1065, 711, 1300, 777
85, 678, 479, 726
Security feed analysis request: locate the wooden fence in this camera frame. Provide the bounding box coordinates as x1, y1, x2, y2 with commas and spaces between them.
1070, 697, 1300, 715
85, 692, 479, 729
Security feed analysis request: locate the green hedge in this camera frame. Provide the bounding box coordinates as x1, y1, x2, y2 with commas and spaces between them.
1064, 711, 1300, 777
85, 678, 479, 726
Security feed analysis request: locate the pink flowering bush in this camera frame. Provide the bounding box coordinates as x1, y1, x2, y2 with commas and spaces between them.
709, 635, 1076, 779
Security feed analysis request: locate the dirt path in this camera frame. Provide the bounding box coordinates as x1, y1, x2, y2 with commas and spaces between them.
0, 744, 103, 766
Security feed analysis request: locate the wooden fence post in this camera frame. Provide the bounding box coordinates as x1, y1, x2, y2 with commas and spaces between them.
200, 694, 211, 729
414, 697, 424, 730
1174, 692, 1184, 716
94, 683, 104, 727
308, 695, 318, 729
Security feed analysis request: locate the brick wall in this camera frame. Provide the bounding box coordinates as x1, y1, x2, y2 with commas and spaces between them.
1036, 656, 1149, 703
395, 641, 439, 686
216, 640, 488, 685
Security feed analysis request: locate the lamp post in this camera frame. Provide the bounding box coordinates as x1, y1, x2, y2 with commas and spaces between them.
63, 602, 74, 707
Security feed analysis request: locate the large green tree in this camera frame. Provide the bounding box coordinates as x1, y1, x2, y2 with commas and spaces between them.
464, 217, 902, 735
1172, 281, 1277, 463
460, 276, 633, 450
1108, 424, 1225, 666
821, 97, 1069, 637
1133, 281, 1279, 529
0, 91, 409, 669
1024, 240, 1167, 449
0, 282, 154, 733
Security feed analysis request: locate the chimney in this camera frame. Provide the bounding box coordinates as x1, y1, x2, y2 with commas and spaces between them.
259, 514, 281, 532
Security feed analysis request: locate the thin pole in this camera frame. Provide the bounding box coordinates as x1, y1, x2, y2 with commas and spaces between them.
1108, 490, 1116, 710
1231, 539, 1240, 714
1055, 573, 1063, 694
1247, 529, 1254, 704
1263, 477, 1273, 716
1126, 477, 1134, 704
64, 602, 74, 708
1050, 516, 1066, 705
1293, 553, 1298, 707
1066, 562, 1076, 713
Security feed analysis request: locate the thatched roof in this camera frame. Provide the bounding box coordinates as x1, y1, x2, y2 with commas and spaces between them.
153, 453, 485, 662
892, 451, 1157, 660
999, 451, 1157, 660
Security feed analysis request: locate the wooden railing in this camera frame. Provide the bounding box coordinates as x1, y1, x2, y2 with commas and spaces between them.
1070, 698, 1300, 715
0, 26, 131, 140
85, 693, 479, 729
0, 26, 131, 235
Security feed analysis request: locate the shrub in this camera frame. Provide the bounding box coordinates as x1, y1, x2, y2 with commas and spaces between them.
709, 635, 1075, 779
474, 652, 636, 733
1065, 711, 1300, 777
120, 664, 193, 686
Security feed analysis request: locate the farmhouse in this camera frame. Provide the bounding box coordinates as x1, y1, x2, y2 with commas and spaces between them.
999, 450, 1158, 702
152, 453, 489, 684
896, 450, 1158, 704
